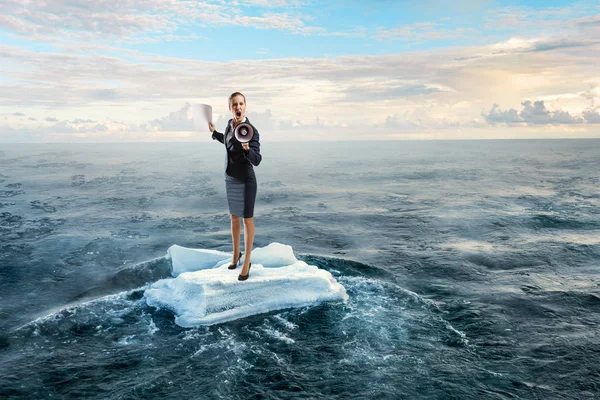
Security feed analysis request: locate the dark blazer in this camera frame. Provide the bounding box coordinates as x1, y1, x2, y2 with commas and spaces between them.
212, 118, 262, 181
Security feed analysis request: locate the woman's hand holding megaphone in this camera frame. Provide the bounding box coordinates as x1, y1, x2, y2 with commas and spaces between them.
241, 142, 249, 151
208, 122, 215, 133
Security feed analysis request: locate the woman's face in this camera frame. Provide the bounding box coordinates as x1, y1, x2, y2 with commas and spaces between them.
229, 95, 246, 123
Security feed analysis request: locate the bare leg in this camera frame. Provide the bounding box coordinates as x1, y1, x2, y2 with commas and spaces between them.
240, 217, 255, 275
230, 215, 242, 263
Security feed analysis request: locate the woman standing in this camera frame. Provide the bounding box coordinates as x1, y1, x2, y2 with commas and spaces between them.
209, 92, 262, 281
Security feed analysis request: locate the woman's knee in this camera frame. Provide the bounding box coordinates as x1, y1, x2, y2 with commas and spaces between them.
230, 214, 241, 222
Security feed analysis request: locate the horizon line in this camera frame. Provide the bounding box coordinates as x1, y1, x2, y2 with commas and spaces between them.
2, 137, 600, 145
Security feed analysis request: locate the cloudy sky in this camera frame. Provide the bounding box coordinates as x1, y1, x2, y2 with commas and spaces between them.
1, 0, 599, 142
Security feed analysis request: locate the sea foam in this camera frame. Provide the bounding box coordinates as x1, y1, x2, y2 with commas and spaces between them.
145, 243, 348, 327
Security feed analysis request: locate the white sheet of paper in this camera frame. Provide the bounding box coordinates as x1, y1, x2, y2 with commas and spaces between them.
191, 104, 212, 131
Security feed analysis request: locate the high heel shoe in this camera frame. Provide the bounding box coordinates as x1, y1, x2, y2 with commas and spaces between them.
228, 252, 242, 270
238, 263, 251, 281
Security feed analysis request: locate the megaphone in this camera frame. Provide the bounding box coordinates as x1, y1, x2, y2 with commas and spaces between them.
234, 122, 254, 143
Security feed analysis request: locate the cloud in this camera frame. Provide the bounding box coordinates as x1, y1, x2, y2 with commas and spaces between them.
238, 0, 299, 7
12, 112, 25, 116
383, 107, 462, 132
574, 14, 600, 29
383, 115, 421, 131
44, 120, 104, 134
2, 6, 600, 141
341, 83, 443, 102
483, 100, 586, 125
234, 13, 320, 34
87, 89, 123, 101
583, 109, 600, 123
484, 4, 599, 31
481, 36, 600, 57
484, 104, 522, 125
33, 118, 129, 136
0, 118, 130, 142
0, 0, 178, 40
0, 0, 334, 42
375, 22, 472, 42
531, 38, 598, 52
581, 86, 600, 108
141, 103, 195, 132
519, 100, 555, 124
1, 26, 596, 114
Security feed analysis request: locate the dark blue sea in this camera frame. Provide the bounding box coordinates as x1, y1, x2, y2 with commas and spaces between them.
1, 139, 599, 399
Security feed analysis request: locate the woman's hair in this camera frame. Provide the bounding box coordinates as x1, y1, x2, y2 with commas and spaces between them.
228, 92, 246, 107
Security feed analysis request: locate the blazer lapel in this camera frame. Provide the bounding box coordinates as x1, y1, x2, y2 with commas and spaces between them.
224, 120, 233, 146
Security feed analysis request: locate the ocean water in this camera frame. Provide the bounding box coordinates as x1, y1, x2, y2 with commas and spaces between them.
0, 139, 599, 399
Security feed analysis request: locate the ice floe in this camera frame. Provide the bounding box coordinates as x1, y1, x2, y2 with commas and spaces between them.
146, 243, 348, 327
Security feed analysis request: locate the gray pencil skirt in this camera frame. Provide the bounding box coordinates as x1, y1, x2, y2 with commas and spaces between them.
225, 174, 257, 218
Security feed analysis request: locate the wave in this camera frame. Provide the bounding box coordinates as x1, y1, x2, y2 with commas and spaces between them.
69, 256, 172, 302
529, 214, 600, 230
